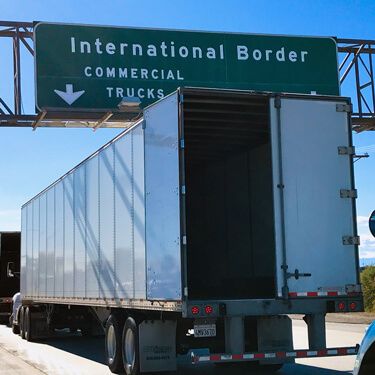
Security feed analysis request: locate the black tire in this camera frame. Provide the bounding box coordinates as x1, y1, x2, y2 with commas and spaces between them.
12, 323, 20, 334
24, 306, 32, 342
105, 314, 125, 373
19, 306, 25, 339
122, 317, 139, 375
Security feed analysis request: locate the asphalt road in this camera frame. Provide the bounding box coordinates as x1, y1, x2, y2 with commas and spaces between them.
0, 319, 367, 374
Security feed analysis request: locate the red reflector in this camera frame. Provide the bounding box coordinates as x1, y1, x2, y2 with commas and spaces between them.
349, 302, 357, 311
338, 302, 346, 311
210, 354, 220, 361
205, 305, 213, 315
191, 306, 200, 315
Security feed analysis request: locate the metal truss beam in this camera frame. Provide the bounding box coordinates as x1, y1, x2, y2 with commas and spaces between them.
0, 22, 375, 131
337, 38, 375, 132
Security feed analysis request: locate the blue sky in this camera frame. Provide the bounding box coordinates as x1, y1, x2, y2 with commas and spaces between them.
1, 0, 375, 259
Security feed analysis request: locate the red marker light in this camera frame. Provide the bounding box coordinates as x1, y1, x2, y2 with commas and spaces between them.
205, 305, 213, 315
191, 306, 200, 315
338, 302, 346, 311
349, 302, 357, 311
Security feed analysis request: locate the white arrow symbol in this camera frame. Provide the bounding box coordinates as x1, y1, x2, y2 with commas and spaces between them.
54, 84, 85, 105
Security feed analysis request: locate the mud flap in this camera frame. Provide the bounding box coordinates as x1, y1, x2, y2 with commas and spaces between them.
139, 320, 177, 373
30, 310, 50, 339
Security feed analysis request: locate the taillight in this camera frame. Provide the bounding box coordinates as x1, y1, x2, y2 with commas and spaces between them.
205, 305, 213, 315
349, 302, 357, 311
338, 302, 346, 311
191, 306, 200, 315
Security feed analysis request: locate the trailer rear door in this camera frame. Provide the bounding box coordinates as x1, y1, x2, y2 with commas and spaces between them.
271, 97, 359, 298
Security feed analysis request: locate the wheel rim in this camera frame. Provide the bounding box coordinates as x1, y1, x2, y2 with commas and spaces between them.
106, 324, 116, 364
124, 328, 135, 372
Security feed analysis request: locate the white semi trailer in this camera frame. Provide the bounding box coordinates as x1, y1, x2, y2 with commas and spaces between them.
18, 88, 362, 374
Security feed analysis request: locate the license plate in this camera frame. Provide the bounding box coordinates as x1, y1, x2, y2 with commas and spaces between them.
194, 324, 216, 337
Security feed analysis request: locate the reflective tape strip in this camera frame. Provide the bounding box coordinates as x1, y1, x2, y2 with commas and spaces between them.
243, 353, 255, 360
286, 291, 350, 297
191, 347, 358, 364
265, 353, 276, 358
198, 356, 210, 362
327, 349, 338, 355
286, 351, 297, 358
232, 354, 243, 360
221, 354, 232, 360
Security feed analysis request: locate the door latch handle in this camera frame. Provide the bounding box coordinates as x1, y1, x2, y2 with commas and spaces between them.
287, 269, 312, 280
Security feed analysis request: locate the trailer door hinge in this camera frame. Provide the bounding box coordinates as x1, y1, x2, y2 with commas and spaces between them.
181, 185, 186, 195
180, 139, 185, 149
336, 103, 353, 113
142, 120, 146, 129
338, 146, 355, 155
274, 96, 281, 109
342, 236, 360, 245
340, 189, 358, 198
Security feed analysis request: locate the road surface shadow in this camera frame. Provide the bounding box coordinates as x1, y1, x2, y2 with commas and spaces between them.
41, 333, 106, 364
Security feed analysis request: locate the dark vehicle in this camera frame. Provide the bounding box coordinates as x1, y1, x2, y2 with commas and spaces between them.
0, 232, 20, 323
369, 210, 375, 238
353, 320, 375, 375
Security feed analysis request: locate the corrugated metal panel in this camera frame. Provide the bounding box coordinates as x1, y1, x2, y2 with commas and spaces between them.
63, 174, 74, 297
74, 165, 86, 297
38, 195, 46, 297
144, 92, 182, 300
99, 145, 115, 298
25, 204, 32, 297
32, 200, 40, 297
20, 208, 27, 296
54, 182, 64, 297
86, 156, 100, 298
21, 94, 180, 303
114, 134, 134, 299
46, 188, 55, 297
133, 125, 146, 299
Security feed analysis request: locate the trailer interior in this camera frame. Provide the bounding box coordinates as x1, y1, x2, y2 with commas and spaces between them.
184, 90, 276, 300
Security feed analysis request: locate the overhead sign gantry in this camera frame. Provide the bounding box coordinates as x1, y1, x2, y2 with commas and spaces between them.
0, 21, 374, 131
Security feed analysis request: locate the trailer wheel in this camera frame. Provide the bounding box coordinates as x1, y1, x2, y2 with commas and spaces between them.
19, 306, 25, 339
122, 317, 139, 375
105, 314, 124, 373
24, 306, 32, 342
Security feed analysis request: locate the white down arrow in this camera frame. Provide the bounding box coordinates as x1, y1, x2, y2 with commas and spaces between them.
54, 84, 85, 105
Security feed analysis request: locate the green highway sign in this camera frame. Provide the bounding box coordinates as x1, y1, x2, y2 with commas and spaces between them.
34, 22, 340, 111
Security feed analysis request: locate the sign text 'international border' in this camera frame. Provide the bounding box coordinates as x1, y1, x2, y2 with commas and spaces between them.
34, 23, 339, 110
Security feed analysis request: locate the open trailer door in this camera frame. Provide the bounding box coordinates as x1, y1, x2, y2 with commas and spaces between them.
271, 95, 360, 299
